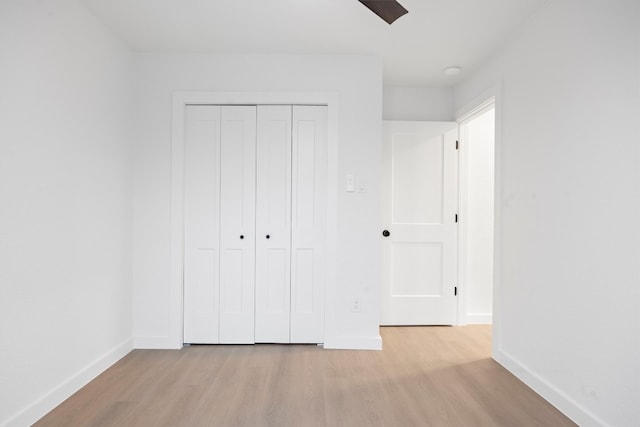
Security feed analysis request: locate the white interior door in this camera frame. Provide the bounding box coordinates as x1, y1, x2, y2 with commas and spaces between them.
290, 106, 327, 343
381, 121, 458, 325
219, 106, 256, 343
255, 106, 292, 343
183, 105, 221, 344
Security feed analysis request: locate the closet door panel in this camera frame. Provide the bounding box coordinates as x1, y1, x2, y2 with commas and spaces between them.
255, 106, 292, 343
219, 106, 256, 344
183, 106, 221, 344
291, 106, 327, 343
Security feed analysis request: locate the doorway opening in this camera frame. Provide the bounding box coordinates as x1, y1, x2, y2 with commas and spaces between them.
458, 102, 496, 326
379, 93, 499, 358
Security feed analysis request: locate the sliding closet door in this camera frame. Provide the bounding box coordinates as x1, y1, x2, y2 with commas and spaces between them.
219, 106, 257, 344
290, 106, 327, 343
183, 106, 221, 344
255, 106, 292, 343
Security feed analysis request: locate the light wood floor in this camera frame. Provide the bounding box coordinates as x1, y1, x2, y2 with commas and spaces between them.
35, 326, 576, 426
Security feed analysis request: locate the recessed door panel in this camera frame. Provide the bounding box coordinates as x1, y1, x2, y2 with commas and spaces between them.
295, 121, 316, 227
220, 249, 244, 313
266, 249, 288, 312
391, 243, 443, 296
292, 248, 314, 314
392, 134, 444, 224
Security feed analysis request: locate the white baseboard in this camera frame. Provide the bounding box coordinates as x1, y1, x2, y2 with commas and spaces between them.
495, 349, 608, 427
466, 313, 493, 324
134, 335, 182, 349
2, 338, 133, 427
323, 334, 382, 350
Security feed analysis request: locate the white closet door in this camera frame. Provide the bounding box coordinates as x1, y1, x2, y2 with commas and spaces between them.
255, 106, 292, 343
290, 106, 327, 343
219, 106, 257, 344
183, 106, 221, 344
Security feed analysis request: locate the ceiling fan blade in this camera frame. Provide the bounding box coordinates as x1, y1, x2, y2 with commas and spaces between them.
358, 0, 408, 25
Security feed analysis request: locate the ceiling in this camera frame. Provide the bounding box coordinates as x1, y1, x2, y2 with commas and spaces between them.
80, 0, 548, 87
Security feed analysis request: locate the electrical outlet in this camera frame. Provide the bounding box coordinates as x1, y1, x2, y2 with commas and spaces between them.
351, 297, 361, 313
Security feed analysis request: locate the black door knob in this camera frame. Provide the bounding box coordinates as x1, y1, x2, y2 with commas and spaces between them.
240, 235, 244, 239
266, 235, 270, 239
382, 230, 390, 237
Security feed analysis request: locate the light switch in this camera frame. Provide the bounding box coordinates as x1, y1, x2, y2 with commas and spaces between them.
357, 178, 367, 193
346, 174, 355, 192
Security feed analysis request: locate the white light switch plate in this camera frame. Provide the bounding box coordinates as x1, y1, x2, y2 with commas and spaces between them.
346, 174, 355, 192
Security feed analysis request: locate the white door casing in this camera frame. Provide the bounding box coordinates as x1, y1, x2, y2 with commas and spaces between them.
381, 121, 459, 325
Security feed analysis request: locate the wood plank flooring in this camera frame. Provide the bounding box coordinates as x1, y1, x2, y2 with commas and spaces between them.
35, 326, 576, 426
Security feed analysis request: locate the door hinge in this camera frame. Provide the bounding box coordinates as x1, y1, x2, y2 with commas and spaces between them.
455, 213, 458, 223
456, 140, 459, 150
454, 286, 458, 296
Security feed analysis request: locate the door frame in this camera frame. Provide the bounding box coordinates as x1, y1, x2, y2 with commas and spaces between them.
455, 83, 502, 358
169, 91, 339, 349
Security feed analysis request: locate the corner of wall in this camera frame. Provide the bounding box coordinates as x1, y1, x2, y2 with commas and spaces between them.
2, 339, 133, 427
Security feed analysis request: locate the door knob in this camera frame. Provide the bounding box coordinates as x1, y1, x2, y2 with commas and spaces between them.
382, 230, 390, 237
266, 235, 270, 239
240, 235, 244, 239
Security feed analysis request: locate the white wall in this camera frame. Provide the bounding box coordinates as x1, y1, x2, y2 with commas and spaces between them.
454, 1, 640, 425
0, 1, 133, 425
133, 54, 383, 350
383, 86, 454, 121
464, 108, 495, 323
